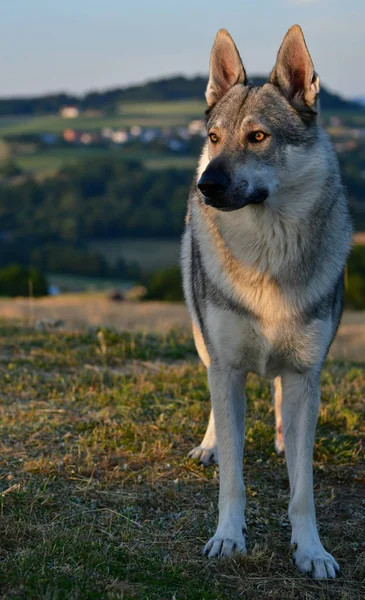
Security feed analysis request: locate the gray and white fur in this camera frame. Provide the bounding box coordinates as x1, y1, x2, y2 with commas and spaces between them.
181, 25, 352, 579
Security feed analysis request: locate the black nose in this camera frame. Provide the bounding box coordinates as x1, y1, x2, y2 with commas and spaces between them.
197, 170, 230, 200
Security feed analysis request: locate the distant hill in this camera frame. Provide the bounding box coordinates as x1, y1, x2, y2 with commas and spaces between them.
353, 96, 365, 107
0, 75, 362, 116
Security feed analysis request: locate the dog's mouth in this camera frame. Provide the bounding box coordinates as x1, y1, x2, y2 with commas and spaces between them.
203, 189, 269, 211
203, 201, 242, 212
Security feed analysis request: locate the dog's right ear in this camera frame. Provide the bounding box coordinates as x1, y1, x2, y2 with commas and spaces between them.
206, 29, 246, 108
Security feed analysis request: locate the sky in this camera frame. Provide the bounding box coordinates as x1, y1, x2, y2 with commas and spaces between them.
1, 0, 364, 99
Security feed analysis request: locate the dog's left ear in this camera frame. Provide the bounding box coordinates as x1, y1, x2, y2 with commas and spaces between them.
270, 25, 320, 114
206, 29, 246, 108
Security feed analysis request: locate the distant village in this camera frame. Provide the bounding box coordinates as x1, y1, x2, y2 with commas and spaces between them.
2, 105, 365, 180
54, 106, 207, 152
45, 106, 365, 155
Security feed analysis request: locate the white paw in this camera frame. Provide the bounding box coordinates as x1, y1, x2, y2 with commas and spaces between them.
203, 530, 246, 558
188, 444, 218, 466
294, 545, 340, 579
275, 434, 285, 455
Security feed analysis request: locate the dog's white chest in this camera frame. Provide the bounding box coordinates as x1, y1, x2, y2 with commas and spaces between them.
205, 303, 329, 377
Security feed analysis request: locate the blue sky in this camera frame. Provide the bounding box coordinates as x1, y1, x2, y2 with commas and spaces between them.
1, 0, 364, 98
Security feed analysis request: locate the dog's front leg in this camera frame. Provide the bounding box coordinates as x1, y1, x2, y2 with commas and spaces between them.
203, 364, 246, 557
281, 370, 340, 579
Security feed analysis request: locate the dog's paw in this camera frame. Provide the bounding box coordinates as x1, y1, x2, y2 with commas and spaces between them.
294, 546, 340, 579
188, 444, 218, 466
203, 532, 246, 558
275, 434, 285, 455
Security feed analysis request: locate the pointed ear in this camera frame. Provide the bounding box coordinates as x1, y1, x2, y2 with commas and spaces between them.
206, 29, 246, 108
270, 25, 320, 114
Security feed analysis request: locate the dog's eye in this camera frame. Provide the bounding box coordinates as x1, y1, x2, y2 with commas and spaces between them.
249, 131, 267, 143
208, 132, 219, 143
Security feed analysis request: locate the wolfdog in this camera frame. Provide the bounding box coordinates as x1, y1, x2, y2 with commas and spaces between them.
181, 25, 352, 578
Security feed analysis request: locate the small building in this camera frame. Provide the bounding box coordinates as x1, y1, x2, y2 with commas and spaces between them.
111, 130, 128, 144
80, 133, 93, 145
188, 119, 206, 136
60, 106, 80, 119
63, 128, 77, 143
130, 125, 142, 137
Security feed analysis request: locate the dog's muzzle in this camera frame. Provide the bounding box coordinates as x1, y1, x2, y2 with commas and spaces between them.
198, 171, 268, 211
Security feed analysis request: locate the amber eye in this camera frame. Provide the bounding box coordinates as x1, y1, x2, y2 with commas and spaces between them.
209, 132, 218, 143
249, 131, 267, 143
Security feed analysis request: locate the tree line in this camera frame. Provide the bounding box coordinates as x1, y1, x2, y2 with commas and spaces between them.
0, 154, 364, 295
1, 154, 364, 245
0, 75, 361, 116
0, 159, 191, 280
0, 159, 190, 241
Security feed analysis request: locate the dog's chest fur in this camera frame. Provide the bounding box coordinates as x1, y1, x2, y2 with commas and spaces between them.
204, 302, 329, 378
182, 200, 336, 378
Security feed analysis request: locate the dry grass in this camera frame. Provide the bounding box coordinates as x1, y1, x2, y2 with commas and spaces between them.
0, 295, 365, 360
354, 233, 365, 245
0, 322, 364, 599
0, 296, 191, 334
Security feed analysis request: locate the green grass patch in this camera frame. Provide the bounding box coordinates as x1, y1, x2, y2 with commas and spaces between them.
14, 147, 196, 174
0, 322, 364, 598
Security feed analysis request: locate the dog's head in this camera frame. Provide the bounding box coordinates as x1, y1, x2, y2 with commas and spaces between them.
198, 25, 321, 212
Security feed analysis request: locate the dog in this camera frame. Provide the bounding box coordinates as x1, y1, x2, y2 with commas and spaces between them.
181, 25, 352, 579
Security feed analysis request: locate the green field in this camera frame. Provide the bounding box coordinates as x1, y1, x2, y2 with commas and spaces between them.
118, 100, 206, 118
14, 147, 196, 174
2, 103, 365, 176
0, 323, 363, 599
320, 110, 365, 126
0, 101, 206, 137
0, 101, 204, 174
1, 105, 364, 138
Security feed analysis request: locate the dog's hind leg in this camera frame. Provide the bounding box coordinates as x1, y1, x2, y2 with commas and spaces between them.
188, 322, 218, 466
271, 376, 285, 454
189, 408, 217, 465
281, 370, 340, 579
192, 321, 210, 368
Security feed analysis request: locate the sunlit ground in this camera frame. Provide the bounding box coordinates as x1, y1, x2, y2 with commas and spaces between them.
0, 295, 364, 360
0, 322, 364, 598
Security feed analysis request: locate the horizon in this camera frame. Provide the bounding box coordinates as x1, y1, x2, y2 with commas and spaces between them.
0, 72, 360, 103
1, 1, 364, 99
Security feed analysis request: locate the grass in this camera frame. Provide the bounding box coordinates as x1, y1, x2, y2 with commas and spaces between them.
0, 106, 363, 139
118, 101, 206, 117
15, 147, 196, 174
0, 100, 202, 174
320, 110, 365, 126
3, 103, 364, 175
0, 322, 364, 599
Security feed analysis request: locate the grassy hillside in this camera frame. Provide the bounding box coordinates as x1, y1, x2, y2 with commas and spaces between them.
14, 147, 196, 173
0, 323, 363, 598
0, 100, 203, 174
1, 101, 365, 176
1, 103, 364, 139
